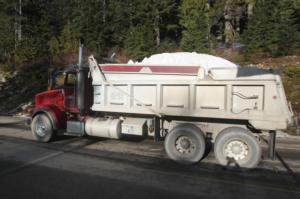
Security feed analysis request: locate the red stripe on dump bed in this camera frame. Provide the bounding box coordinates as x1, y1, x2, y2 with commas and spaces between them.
101, 65, 143, 72
100, 65, 200, 74
149, 66, 199, 73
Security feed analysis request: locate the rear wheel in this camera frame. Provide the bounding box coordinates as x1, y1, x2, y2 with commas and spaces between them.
31, 114, 54, 142
164, 124, 206, 164
214, 127, 261, 169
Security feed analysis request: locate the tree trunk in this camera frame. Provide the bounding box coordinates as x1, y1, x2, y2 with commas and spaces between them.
154, 8, 160, 47
155, 26, 160, 47
18, 0, 22, 41
247, 0, 255, 16
102, 0, 106, 23
14, 0, 22, 49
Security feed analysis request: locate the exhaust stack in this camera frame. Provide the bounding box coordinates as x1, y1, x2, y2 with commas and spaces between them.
76, 38, 86, 115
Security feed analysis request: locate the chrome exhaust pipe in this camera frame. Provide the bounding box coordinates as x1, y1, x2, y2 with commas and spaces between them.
76, 38, 86, 115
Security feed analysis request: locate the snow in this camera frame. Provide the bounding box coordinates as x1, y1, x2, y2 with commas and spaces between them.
128, 52, 238, 73
262, 130, 300, 139
275, 130, 292, 138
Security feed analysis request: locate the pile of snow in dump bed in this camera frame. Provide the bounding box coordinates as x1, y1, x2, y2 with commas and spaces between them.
128, 52, 238, 73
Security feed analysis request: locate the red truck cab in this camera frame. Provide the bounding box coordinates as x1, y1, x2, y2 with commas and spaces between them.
32, 68, 80, 142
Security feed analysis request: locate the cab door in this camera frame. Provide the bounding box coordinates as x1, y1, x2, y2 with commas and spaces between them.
64, 73, 78, 113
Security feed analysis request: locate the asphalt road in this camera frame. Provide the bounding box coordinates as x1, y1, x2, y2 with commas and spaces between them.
0, 116, 300, 199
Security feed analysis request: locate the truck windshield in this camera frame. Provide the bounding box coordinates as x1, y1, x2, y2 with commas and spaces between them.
52, 72, 76, 89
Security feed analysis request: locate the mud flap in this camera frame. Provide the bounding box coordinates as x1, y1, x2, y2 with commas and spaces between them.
268, 131, 276, 160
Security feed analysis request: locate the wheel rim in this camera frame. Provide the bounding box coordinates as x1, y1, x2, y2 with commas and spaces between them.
224, 140, 249, 161
175, 136, 196, 154
35, 118, 47, 137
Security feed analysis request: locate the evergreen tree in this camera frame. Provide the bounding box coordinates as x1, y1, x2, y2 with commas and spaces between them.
106, 0, 131, 47
14, 1, 53, 60
0, 1, 15, 67
147, 0, 178, 47
122, 0, 178, 59
293, 0, 300, 52
48, 21, 80, 57
180, 0, 210, 53
1, 0, 300, 70
243, 0, 298, 56
124, 25, 156, 60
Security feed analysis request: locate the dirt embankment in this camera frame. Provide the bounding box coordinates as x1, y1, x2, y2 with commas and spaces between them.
0, 63, 48, 115
248, 56, 300, 116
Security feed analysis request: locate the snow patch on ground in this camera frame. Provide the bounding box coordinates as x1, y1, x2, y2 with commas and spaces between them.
128, 52, 238, 73
263, 130, 299, 139
276, 130, 292, 138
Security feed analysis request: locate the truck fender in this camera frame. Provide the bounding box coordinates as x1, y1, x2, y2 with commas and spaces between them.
32, 106, 66, 130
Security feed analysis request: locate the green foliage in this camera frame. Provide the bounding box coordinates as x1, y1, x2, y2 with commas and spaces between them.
0, 1, 15, 67
243, 0, 298, 56
1, 0, 300, 70
15, 37, 40, 63
48, 37, 60, 57
284, 67, 300, 78
282, 66, 300, 114
0, 62, 49, 112
145, 0, 179, 46
49, 22, 79, 56
180, 0, 210, 53
122, 0, 178, 59
157, 38, 178, 52
124, 26, 156, 60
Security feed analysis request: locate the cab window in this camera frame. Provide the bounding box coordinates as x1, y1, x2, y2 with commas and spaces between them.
65, 73, 76, 87
53, 72, 65, 89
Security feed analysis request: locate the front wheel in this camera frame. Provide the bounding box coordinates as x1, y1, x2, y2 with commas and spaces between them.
214, 127, 261, 169
31, 114, 54, 142
164, 124, 206, 164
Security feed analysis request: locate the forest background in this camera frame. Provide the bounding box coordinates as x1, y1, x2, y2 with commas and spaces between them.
0, 0, 299, 125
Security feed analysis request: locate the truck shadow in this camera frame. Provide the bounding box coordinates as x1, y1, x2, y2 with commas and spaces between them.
0, 132, 299, 189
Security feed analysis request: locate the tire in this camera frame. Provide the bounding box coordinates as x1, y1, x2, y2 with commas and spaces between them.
164, 123, 206, 164
31, 114, 55, 142
214, 127, 261, 169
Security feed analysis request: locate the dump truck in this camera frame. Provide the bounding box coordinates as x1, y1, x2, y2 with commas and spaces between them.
31, 42, 294, 168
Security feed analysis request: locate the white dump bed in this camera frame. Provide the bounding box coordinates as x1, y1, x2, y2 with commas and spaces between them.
88, 56, 293, 131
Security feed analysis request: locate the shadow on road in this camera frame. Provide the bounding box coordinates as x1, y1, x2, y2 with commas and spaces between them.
276, 152, 300, 184
0, 134, 300, 199
0, 159, 203, 199
0, 126, 300, 199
